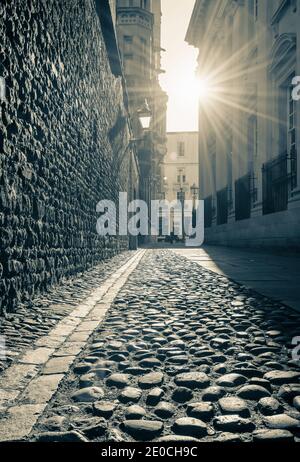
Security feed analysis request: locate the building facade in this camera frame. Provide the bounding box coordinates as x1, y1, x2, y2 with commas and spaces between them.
164, 132, 199, 203
116, 0, 168, 240
163, 132, 199, 236
186, 0, 300, 248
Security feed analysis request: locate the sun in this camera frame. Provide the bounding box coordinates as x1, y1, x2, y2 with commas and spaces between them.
197, 77, 214, 101
171, 73, 218, 105
170, 74, 215, 102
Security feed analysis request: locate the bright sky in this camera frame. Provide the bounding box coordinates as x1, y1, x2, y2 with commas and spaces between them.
160, 0, 198, 133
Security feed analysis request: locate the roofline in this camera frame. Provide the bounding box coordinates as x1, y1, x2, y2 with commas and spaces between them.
186, 0, 238, 46
185, 0, 199, 46
96, 0, 123, 77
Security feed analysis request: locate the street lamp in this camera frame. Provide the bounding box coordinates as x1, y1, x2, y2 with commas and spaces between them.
191, 183, 199, 200
178, 187, 185, 243
137, 99, 152, 130
116, 101, 152, 172
190, 183, 199, 228
135, 99, 152, 245
110, 100, 152, 249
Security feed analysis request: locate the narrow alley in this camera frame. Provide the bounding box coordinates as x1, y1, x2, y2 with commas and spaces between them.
1, 0, 300, 449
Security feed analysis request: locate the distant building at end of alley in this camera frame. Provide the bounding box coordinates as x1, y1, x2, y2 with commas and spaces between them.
163, 132, 199, 237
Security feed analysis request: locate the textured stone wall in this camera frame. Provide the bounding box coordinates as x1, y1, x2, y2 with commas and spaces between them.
0, 0, 131, 314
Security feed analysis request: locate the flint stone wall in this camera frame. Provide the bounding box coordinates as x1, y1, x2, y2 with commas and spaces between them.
0, 0, 131, 313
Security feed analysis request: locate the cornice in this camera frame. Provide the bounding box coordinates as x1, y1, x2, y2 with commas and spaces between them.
117, 6, 154, 30
185, 0, 244, 46
185, 0, 210, 46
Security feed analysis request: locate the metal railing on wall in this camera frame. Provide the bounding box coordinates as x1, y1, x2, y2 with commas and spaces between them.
291, 148, 298, 191
262, 153, 288, 215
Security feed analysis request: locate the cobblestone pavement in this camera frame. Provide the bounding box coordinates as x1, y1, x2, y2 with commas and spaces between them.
0, 252, 133, 374
24, 250, 300, 443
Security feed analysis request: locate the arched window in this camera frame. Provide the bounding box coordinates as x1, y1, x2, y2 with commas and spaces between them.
269, 33, 296, 80
269, 33, 297, 188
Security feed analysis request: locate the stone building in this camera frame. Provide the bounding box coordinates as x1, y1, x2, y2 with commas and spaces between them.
186, 0, 300, 248
116, 0, 168, 228
164, 132, 199, 203
0, 0, 138, 313
162, 132, 199, 238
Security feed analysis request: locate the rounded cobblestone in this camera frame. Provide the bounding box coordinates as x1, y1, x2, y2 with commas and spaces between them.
172, 417, 208, 438
122, 420, 163, 441
218, 397, 250, 418
174, 372, 210, 390
24, 250, 300, 442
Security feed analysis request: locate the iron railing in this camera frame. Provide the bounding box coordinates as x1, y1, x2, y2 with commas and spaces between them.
235, 173, 251, 221
249, 172, 258, 204
217, 187, 228, 225
262, 153, 288, 215
291, 148, 298, 190
227, 187, 233, 209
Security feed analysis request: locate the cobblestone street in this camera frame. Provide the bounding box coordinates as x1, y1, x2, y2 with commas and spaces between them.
1, 249, 296, 443
0, 252, 134, 376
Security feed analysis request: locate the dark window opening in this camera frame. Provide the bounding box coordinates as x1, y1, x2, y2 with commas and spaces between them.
262, 153, 288, 215
204, 196, 212, 228
217, 187, 228, 225
235, 173, 251, 221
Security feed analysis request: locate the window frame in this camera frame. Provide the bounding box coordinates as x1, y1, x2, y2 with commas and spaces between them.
288, 74, 297, 189
177, 141, 185, 157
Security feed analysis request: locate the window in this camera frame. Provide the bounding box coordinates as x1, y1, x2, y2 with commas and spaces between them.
124, 36, 133, 56
204, 196, 213, 228
124, 36, 133, 44
289, 80, 296, 149
211, 152, 216, 191
254, 0, 258, 20
176, 168, 185, 185
227, 133, 233, 207
247, 115, 258, 171
288, 77, 297, 188
177, 141, 185, 157
217, 187, 228, 225
249, 0, 258, 19
248, 0, 257, 38
123, 54, 134, 74
208, 133, 217, 192
140, 38, 147, 76
235, 174, 251, 221
177, 191, 185, 201
247, 116, 258, 203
